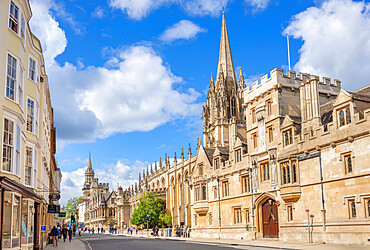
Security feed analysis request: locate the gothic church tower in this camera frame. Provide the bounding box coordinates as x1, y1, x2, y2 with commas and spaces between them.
203, 12, 245, 148
82, 153, 95, 197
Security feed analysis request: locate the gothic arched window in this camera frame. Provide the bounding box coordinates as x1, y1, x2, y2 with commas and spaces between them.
287, 165, 291, 183
231, 97, 236, 117
292, 164, 297, 183
282, 167, 286, 184
202, 185, 207, 200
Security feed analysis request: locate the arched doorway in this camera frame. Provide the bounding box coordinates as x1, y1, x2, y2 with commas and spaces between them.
262, 199, 279, 238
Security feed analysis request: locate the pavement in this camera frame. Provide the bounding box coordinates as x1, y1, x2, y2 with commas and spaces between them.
43, 236, 88, 250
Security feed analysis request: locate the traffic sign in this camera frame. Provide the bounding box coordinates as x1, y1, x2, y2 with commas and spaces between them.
41, 226, 46, 232
59, 212, 66, 217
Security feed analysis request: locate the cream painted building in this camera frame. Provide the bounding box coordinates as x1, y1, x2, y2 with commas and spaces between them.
82, 12, 370, 245
0, 0, 59, 249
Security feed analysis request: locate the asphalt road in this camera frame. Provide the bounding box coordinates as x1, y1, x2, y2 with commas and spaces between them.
80, 234, 276, 250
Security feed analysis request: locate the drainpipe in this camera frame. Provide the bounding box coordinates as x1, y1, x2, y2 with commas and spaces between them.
249, 168, 255, 240
217, 178, 221, 239
318, 150, 325, 210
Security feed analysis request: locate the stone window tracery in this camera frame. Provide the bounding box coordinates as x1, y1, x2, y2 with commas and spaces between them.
260, 162, 270, 182
235, 149, 242, 162
338, 107, 351, 127
344, 154, 353, 174
349, 200, 356, 219
234, 208, 242, 224
283, 129, 293, 146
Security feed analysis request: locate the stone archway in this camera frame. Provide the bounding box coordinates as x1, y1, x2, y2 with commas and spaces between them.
254, 192, 279, 238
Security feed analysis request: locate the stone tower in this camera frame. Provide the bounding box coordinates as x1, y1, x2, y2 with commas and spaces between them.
82, 153, 95, 197
203, 12, 245, 148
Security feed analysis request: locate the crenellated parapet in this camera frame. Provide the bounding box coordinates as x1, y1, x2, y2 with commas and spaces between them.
244, 68, 341, 104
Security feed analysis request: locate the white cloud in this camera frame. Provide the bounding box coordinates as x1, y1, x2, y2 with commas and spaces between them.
60, 159, 148, 205
78, 46, 202, 137
244, 0, 270, 12
29, 0, 67, 67
160, 20, 206, 43
29, 0, 202, 145
109, 0, 174, 20
285, 0, 370, 90
109, 0, 228, 20
92, 6, 106, 19
182, 0, 228, 16
60, 167, 85, 204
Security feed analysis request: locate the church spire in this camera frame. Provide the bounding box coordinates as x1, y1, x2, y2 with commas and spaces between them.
216, 11, 236, 85
87, 152, 93, 172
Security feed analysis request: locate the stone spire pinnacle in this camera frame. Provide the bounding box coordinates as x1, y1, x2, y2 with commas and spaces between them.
238, 67, 245, 88
209, 73, 215, 90
87, 152, 93, 172
216, 11, 236, 85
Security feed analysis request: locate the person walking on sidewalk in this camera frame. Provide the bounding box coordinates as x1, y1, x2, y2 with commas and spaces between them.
51, 226, 59, 246
62, 226, 68, 242
68, 227, 73, 242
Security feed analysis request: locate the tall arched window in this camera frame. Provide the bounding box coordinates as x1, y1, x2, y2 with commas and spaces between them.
231, 97, 236, 117
282, 167, 287, 184
285, 133, 289, 146
287, 165, 291, 183
346, 108, 351, 124
292, 164, 297, 183
339, 110, 345, 126
347, 157, 352, 173
202, 185, 207, 200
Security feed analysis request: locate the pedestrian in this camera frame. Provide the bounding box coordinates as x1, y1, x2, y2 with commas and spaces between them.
68, 227, 73, 242
115, 227, 117, 234
183, 225, 187, 237
73, 226, 76, 237
98, 227, 100, 233
79, 227, 82, 236
187, 226, 191, 238
156, 225, 159, 236
101, 227, 103, 233
62, 226, 68, 242
50, 226, 59, 246
136, 227, 138, 234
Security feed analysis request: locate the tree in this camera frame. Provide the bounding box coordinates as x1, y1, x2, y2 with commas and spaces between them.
130, 192, 165, 228
65, 196, 84, 219
159, 211, 172, 228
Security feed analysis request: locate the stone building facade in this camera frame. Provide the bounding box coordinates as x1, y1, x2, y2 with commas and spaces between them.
82, 12, 370, 245
82, 155, 118, 231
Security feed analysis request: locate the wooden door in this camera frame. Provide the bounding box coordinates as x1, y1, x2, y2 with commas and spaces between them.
262, 199, 279, 238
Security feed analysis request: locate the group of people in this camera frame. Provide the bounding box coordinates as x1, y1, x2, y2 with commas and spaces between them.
50, 225, 80, 247
87, 227, 104, 234
174, 225, 190, 238
128, 226, 138, 235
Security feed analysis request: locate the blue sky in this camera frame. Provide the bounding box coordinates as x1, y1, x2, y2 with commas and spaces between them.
28, 0, 370, 204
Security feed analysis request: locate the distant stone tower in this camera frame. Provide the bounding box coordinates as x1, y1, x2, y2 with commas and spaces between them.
202, 12, 246, 148
82, 153, 95, 197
